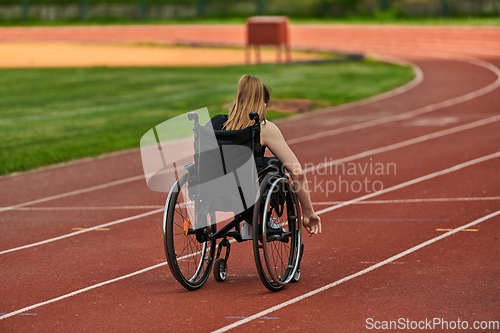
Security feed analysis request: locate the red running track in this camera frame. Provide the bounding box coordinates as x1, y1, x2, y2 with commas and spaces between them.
0, 25, 499, 332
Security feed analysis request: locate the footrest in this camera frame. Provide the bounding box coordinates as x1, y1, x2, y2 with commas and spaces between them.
225, 231, 244, 243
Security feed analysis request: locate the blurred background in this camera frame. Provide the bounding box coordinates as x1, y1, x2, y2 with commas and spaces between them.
0, 0, 497, 176
1, 0, 499, 23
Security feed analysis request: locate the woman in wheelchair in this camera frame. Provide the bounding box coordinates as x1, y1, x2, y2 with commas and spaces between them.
211, 75, 321, 236
163, 75, 321, 291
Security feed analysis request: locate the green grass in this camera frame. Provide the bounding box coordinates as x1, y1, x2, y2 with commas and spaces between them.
290, 16, 500, 26
2, 16, 499, 27
0, 59, 414, 176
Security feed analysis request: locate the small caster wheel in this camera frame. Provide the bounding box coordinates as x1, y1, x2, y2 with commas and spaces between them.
213, 258, 227, 282
291, 266, 301, 283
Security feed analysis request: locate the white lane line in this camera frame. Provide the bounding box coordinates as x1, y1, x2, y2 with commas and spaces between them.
5, 206, 164, 211
212, 209, 500, 333
304, 114, 500, 173
0, 239, 224, 320
3, 111, 499, 216
1, 152, 498, 318
0, 261, 168, 320
315, 151, 500, 216
1, 57, 497, 256
0, 208, 163, 255
2, 117, 499, 253
0, 175, 145, 213
277, 54, 424, 124
288, 56, 500, 146
2, 56, 496, 213
313, 197, 500, 205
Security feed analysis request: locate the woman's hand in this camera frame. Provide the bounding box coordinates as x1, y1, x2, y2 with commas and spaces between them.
303, 212, 322, 236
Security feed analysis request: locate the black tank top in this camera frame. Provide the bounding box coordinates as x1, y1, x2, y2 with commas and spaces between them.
207, 114, 266, 157
209, 114, 228, 131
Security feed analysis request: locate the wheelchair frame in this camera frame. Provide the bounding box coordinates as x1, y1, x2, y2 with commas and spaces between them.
163, 111, 302, 291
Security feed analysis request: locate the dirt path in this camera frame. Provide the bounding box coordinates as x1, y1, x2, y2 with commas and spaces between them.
0, 41, 322, 68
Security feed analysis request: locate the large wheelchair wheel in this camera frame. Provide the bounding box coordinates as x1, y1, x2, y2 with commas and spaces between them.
164, 173, 216, 291
252, 173, 302, 292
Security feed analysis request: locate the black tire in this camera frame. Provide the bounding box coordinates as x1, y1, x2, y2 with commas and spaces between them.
253, 173, 281, 291
213, 258, 227, 282
252, 173, 302, 291
164, 173, 216, 291
291, 243, 304, 283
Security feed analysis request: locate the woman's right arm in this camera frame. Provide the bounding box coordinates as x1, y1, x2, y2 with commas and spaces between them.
261, 121, 322, 236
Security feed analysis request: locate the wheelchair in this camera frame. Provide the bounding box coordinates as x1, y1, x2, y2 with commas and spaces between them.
162, 111, 303, 292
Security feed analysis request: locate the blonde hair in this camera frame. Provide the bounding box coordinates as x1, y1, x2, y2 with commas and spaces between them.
223, 75, 269, 130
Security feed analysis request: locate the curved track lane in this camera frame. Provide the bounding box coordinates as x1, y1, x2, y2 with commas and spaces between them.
0, 25, 499, 332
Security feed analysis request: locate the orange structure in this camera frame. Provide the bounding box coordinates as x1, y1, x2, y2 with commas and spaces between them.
246, 16, 291, 64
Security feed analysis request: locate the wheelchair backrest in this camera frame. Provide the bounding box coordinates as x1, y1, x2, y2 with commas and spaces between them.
139, 108, 262, 227
193, 123, 260, 214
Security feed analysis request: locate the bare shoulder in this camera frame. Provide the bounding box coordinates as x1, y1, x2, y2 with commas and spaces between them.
261, 120, 282, 136
261, 120, 285, 147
